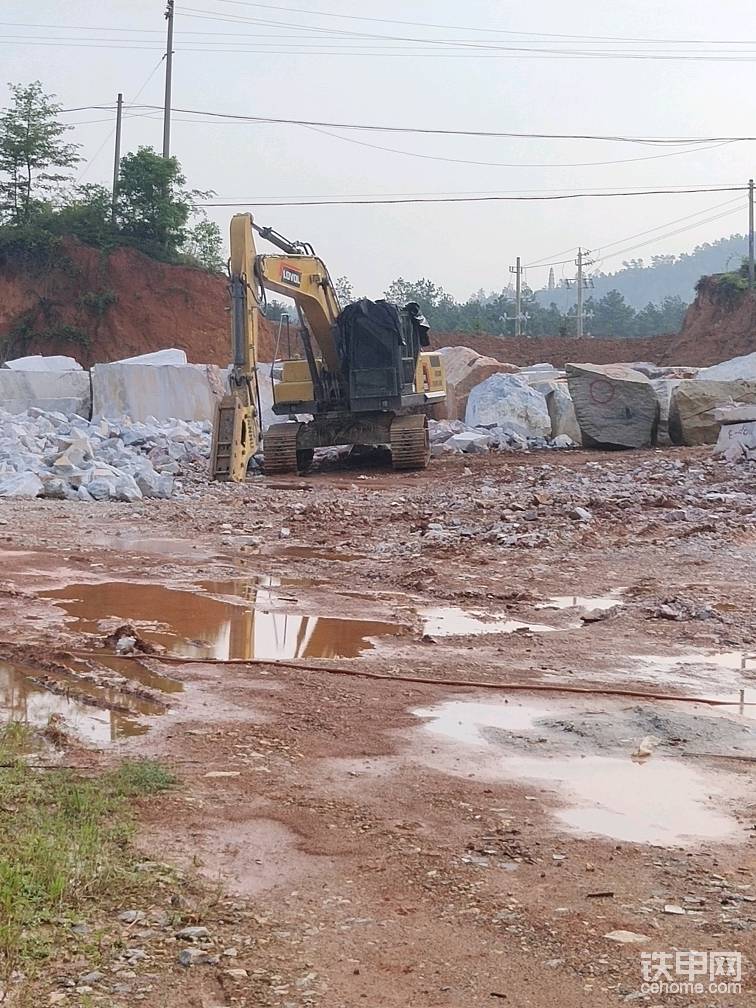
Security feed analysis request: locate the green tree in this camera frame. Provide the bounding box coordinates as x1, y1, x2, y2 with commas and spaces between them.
183, 217, 224, 272
334, 275, 353, 303
0, 81, 80, 224
52, 184, 114, 246
586, 289, 637, 338
383, 277, 461, 330
115, 146, 207, 259
384, 277, 453, 312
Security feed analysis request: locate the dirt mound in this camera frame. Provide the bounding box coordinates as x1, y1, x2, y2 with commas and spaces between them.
430, 331, 677, 368
0, 238, 277, 367
665, 278, 756, 366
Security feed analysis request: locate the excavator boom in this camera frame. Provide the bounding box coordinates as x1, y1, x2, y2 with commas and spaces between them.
209, 215, 262, 481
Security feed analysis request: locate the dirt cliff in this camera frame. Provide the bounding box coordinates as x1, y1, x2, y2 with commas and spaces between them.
667, 278, 756, 365
429, 331, 677, 368
0, 238, 277, 367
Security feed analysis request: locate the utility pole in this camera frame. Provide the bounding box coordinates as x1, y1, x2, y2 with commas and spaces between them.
574, 247, 594, 338
111, 92, 123, 223
509, 256, 523, 337
749, 178, 754, 291
162, 0, 175, 158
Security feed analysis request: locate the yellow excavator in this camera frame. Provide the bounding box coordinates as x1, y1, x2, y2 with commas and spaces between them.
211, 213, 446, 480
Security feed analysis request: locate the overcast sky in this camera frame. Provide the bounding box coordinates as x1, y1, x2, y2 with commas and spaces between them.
2, 0, 756, 300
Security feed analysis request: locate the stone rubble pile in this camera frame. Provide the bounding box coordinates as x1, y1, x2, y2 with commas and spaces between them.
429, 417, 576, 455
0, 341, 753, 504
409, 452, 756, 551
0, 406, 210, 501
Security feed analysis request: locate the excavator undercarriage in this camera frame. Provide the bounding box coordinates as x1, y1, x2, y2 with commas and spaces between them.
264, 411, 430, 475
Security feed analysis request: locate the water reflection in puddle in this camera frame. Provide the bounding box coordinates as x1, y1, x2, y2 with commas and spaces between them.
0, 660, 152, 743
413, 698, 744, 846
629, 652, 756, 707
414, 699, 550, 742
518, 755, 739, 846
421, 607, 557, 638
44, 579, 405, 661
539, 592, 623, 612
89, 535, 205, 557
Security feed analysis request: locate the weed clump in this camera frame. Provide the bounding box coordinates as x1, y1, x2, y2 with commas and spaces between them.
0, 724, 176, 987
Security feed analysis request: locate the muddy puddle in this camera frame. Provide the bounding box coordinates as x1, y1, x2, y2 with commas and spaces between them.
538, 592, 623, 612
0, 659, 161, 743
43, 578, 406, 661
560, 650, 756, 704
88, 534, 207, 558
149, 816, 336, 898
412, 696, 750, 846
421, 607, 558, 638
632, 651, 756, 704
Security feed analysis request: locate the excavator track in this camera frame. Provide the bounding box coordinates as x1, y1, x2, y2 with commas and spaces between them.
390, 414, 430, 471
263, 422, 302, 475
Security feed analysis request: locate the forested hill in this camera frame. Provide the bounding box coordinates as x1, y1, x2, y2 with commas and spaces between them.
534, 234, 748, 310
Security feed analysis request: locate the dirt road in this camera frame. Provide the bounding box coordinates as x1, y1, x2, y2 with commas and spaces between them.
1, 447, 754, 1006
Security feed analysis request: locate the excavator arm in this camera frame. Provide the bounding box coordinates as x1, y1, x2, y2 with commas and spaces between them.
255, 255, 341, 372
209, 215, 263, 481
211, 213, 342, 481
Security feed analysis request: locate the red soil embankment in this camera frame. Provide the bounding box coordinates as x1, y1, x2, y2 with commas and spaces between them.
429, 331, 677, 368
0, 238, 277, 367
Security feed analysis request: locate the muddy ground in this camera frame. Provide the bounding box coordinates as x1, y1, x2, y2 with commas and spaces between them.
1, 446, 755, 1006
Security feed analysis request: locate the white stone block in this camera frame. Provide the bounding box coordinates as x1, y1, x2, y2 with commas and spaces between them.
0, 472, 44, 498
714, 419, 756, 456
0, 370, 91, 417
114, 348, 188, 366
546, 384, 582, 444
698, 351, 756, 382
465, 373, 551, 439
4, 354, 83, 371
91, 362, 224, 422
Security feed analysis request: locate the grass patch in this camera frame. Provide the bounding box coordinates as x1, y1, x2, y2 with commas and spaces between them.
0, 724, 176, 991
108, 759, 177, 797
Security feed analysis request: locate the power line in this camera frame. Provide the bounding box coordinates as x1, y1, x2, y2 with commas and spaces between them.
525, 202, 746, 283
174, 8, 756, 60
46, 101, 756, 147
197, 186, 746, 207
594, 197, 744, 254
109, 105, 756, 145
77, 56, 166, 182
594, 205, 745, 267
8, 10, 756, 59
299, 123, 737, 170
11, 35, 756, 60
525, 195, 746, 267
195, 0, 756, 45
8, 3, 750, 47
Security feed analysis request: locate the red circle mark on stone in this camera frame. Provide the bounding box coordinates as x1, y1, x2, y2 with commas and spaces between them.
589, 378, 615, 405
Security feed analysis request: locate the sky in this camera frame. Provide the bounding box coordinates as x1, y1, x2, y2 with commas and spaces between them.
2, 0, 756, 301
